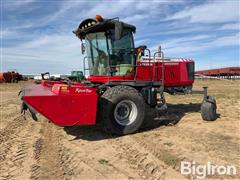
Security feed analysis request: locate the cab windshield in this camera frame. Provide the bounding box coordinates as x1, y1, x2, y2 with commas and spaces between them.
85, 30, 134, 76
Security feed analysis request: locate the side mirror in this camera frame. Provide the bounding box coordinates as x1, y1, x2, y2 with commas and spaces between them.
81, 43, 86, 54
115, 21, 123, 40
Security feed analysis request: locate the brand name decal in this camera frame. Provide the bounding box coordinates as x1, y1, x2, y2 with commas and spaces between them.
75, 88, 93, 93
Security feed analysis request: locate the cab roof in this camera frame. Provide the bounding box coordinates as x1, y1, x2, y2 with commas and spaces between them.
73, 17, 136, 39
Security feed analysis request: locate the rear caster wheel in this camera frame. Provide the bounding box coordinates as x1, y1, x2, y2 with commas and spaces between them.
201, 96, 217, 121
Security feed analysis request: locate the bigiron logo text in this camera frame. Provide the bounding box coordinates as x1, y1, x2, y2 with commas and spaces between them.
180, 161, 237, 179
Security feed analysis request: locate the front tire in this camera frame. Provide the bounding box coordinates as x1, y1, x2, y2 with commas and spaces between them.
99, 86, 145, 135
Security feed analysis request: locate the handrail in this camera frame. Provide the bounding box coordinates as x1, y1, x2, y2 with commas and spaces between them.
161, 51, 165, 88
134, 48, 151, 81
153, 51, 165, 87
153, 52, 159, 82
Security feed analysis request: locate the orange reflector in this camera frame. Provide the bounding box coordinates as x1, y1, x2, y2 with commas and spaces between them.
61, 86, 68, 90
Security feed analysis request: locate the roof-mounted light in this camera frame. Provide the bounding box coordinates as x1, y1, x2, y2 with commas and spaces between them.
77, 18, 98, 31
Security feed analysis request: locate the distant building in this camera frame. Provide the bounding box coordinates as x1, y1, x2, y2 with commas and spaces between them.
195, 67, 240, 79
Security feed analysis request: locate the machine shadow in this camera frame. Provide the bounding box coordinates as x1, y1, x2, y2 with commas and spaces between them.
140, 103, 201, 132
63, 103, 202, 141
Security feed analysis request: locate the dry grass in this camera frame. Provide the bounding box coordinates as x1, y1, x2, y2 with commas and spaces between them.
0, 79, 239, 180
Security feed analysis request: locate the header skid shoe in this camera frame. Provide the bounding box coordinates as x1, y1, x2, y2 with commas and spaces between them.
19, 83, 98, 126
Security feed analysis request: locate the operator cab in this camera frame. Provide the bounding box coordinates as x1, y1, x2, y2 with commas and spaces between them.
74, 15, 136, 77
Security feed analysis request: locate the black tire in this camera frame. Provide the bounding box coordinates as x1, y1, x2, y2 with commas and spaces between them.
99, 85, 145, 135
201, 96, 217, 121
12, 78, 18, 83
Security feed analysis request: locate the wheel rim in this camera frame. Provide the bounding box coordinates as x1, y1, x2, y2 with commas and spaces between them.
114, 100, 138, 126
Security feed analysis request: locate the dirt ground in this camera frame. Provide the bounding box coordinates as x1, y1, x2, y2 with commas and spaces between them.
0, 80, 239, 180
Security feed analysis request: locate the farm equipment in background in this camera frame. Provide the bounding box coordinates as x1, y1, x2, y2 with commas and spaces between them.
34, 71, 85, 83
68, 71, 85, 82
0, 70, 23, 83
19, 15, 217, 135
40, 72, 61, 81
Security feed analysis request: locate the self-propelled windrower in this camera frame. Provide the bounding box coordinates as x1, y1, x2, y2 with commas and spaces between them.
19, 15, 217, 135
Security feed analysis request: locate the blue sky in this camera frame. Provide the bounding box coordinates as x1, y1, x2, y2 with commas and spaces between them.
1, 0, 240, 74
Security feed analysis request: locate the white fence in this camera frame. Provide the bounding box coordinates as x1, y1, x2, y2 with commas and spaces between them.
195, 74, 240, 80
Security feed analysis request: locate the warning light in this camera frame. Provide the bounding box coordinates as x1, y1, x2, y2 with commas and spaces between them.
95, 15, 103, 22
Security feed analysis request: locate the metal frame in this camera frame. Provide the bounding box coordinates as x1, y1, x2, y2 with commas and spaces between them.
191, 86, 208, 100
153, 51, 165, 87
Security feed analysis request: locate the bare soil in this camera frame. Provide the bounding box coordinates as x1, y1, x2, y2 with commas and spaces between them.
0, 80, 239, 180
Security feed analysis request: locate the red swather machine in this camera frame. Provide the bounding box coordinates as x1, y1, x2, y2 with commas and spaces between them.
19, 16, 217, 135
